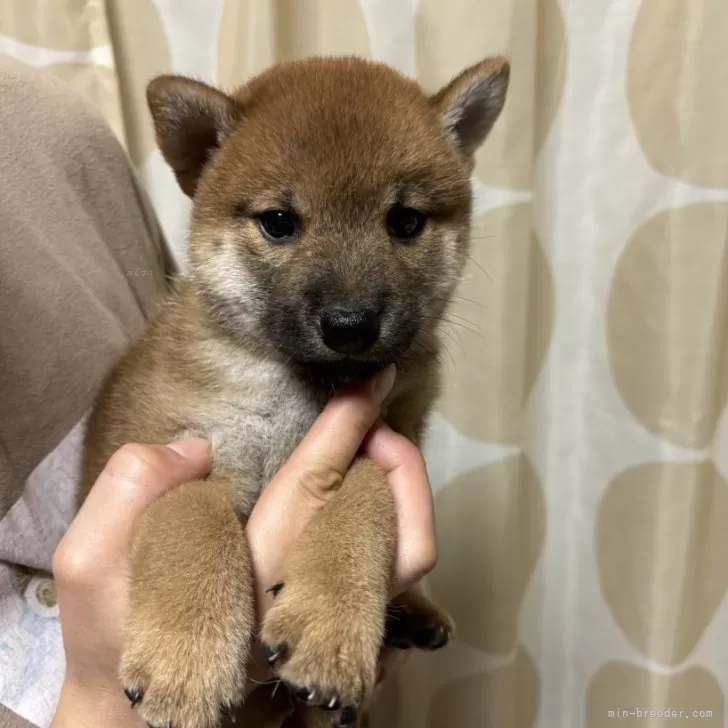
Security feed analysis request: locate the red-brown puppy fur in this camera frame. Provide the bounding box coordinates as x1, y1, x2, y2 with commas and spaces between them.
81, 56, 509, 728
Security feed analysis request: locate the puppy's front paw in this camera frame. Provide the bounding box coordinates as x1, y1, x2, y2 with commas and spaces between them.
119, 596, 251, 728
118, 480, 255, 728
120, 514, 254, 725
261, 582, 383, 726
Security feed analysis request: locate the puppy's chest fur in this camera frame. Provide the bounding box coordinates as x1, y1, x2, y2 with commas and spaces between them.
190, 342, 328, 494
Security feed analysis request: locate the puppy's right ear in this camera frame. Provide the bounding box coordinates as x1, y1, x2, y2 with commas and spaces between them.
146, 75, 239, 197
431, 57, 510, 159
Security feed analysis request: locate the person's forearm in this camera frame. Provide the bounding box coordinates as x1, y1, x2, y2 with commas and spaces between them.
51, 679, 144, 728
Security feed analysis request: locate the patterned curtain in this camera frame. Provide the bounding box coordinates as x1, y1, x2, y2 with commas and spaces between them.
1, 0, 727, 725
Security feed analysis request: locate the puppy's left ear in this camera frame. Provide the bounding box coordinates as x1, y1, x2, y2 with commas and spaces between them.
431, 56, 510, 157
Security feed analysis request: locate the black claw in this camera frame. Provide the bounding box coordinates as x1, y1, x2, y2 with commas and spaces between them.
414, 623, 450, 650
292, 684, 318, 704
322, 696, 341, 712
384, 608, 451, 651
265, 642, 288, 664
337, 706, 358, 726
222, 703, 238, 723
124, 688, 142, 707
266, 582, 284, 597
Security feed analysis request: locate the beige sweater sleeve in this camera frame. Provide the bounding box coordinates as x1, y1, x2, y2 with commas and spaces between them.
0, 58, 170, 728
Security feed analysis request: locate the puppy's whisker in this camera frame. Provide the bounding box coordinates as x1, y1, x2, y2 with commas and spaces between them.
247, 676, 279, 687
439, 347, 457, 375
433, 294, 487, 310
418, 331, 456, 374
442, 317, 484, 340
466, 255, 493, 282
443, 310, 480, 329
437, 325, 464, 354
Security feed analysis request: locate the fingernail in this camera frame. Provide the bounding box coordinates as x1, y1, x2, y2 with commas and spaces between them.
165, 437, 210, 460
372, 365, 396, 403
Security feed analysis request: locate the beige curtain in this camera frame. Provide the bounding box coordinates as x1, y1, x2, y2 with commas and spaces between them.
2, 0, 728, 726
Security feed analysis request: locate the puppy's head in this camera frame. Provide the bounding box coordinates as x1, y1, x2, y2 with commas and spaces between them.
148, 56, 509, 383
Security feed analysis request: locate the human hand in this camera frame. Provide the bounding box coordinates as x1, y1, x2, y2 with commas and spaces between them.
51, 366, 436, 726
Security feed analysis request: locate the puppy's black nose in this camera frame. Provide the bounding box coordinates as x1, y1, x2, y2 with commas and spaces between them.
319, 305, 381, 354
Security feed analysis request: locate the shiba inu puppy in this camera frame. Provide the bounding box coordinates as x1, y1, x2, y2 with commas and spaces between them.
81, 55, 509, 728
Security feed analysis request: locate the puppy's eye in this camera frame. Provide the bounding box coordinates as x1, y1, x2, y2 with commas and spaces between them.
386, 205, 428, 241
256, 210, 300, 243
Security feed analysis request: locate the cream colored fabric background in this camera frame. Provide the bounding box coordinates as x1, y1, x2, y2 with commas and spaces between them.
2, 1, 728, 726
